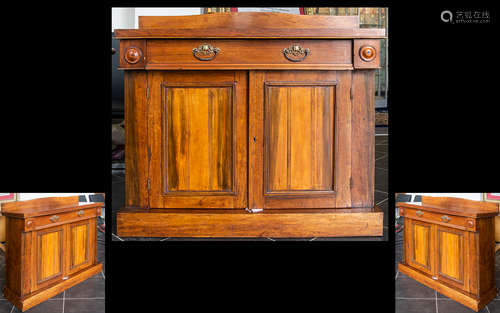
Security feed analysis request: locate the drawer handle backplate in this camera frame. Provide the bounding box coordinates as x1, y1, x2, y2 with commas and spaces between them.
441, 215, 451, 223
77, 210, 84, 217
50, 215, 60, 223
192, 43, 220, 61
416, 210, 423, 217
283, 44, 310, 62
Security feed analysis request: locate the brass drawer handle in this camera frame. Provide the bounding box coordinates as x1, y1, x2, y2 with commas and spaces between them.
415, 210, 423, 217
441, 215, 451, 223
192, 43, 220, 61
283, 44, 310, 62
77, 210, 84, 217
50, 215, 60, 223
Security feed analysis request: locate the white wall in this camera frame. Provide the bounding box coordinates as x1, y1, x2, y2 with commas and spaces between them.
112, 7, 202, 30
405, 193, 482, 201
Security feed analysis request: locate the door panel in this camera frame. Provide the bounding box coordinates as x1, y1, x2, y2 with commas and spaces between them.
266, 84, 334, 192
165, 86, 233, 192
407, 219, 434, 275
437, 225, 468, 292
34, 226, 64, 290
68, 219, 93, 275
149, 71, 247, 208
250, 71, 351, 209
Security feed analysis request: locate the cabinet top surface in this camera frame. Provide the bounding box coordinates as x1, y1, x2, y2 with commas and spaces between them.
397, 196, 499, 218
114, 12, 386, 39
1, 196, 103, 218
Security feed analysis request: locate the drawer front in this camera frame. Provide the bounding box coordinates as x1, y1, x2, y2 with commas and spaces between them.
401, 207, 475, 231
146, 39, 352, 69
25, 208, 98, 231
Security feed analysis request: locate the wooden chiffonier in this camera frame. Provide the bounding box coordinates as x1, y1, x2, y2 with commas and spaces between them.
114, 12, 385, 238
1, 196, 103, 311
398, 196, 499, 311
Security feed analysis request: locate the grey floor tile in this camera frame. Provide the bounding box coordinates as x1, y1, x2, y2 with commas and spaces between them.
375, 167, 388, 192
11, 300, 63, 313
486, 300, 500, 313
64, 299, 104, 313
64, 276, 104, 299
0, 301, 13, 313
375, 155, 388, 169
396, 299, 436, 313
375, 190, 388, 204
437, 299, 489, 313
396, 274, 436, 299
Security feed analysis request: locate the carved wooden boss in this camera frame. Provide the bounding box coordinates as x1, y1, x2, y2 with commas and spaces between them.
114, 12, 385, 237
398, 196, 499, 311
1, 196, 103, 311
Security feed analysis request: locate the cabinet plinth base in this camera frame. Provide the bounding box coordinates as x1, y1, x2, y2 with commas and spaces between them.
398, 262, 497, 312
2, 263, 103, 312
116, 206, 383, 237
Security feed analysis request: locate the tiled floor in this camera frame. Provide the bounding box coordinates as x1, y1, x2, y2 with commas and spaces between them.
395, 219, 500, 313
111, 126, 389, 241
0, 219, 105, 313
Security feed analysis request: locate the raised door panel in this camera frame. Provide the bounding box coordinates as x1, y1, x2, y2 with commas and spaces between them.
68, 219, 94, 275
437, 225, 469, 292
34, 226, 64, 291
249, 71, 353, 209
407, 219, 435, 276
266, 83, 334, 193
149, 71, 247, 208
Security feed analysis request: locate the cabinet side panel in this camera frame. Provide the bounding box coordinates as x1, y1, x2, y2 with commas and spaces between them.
350, 70, 375, 207
477, 218, 496, 296
125, 71, 149, 207
5, 218, 24, 296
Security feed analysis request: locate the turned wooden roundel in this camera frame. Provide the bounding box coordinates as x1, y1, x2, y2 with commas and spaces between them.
359, 45, 376, 62
124, 46, 143, 64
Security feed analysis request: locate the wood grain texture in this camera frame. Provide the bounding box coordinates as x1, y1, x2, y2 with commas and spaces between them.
124, 71, 149, 208
437, 226, 467, 291
70, 222, 89, 270
3, 263, 102, 312
353, 39, 381, 69
117, 206, 383, 237
114, 13, 385, 39
147, 39, 351, 67
398, 263, 497, 312
350, 70, 375, 207
36, 228, 63, 284
138, 13, 361, 29
148, 71, 247, 208
116, 11, 382, 237
398, 199, 499, 219
265, 83, 334, 193
165, 84, 233, 192
399, 198, 498, 311
2, 197, 102, 312
401, 206, 477, 232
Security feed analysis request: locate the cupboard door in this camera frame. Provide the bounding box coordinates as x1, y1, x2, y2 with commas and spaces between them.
67, 219, 94, 275
407, 219, 435, 276
148, 71, 247, 208
436, 225, 469, 292
250, 71, 367, 209
33, 225, 65, 291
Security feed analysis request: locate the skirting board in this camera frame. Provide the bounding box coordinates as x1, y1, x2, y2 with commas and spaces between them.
117, 206, 383, 237
398, 262, 497, 312
3, 263, 103, 312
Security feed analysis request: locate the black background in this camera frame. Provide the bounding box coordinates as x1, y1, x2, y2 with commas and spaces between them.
0, 3, 498, 312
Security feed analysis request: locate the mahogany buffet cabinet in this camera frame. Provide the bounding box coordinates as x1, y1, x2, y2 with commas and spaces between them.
1, 196, 103, 311
398, 196, 499, 311
114, 12, 385, 238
